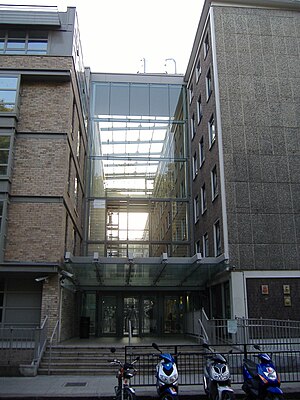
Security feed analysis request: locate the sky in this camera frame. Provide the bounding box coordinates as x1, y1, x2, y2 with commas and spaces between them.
2, 0, 205, 74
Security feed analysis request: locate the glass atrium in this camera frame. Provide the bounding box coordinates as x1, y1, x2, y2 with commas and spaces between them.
66, 74, 227, 336
87, 74, 190, 258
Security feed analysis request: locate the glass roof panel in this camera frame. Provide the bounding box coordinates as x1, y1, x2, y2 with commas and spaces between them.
69, 257, 227, 288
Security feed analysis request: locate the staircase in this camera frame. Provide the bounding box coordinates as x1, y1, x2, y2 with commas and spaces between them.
38, 342, 202, 377
38, 345, 124, 375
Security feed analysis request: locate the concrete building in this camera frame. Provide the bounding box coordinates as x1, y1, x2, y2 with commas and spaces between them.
186, 0, 300, 320
0, 0, 299, 372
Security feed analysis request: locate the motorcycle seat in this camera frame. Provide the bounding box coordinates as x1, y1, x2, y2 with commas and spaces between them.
244, 358, 257, 377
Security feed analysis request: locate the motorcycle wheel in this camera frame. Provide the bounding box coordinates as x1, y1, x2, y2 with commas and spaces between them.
265, 395, 284, 400
161, 395, 176, 400
123, 388, 136, 400
114, 388, 122, 400
221, 391, 235, 400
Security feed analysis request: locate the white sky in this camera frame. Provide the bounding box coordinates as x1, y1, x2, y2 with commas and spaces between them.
3, 0, 205, 74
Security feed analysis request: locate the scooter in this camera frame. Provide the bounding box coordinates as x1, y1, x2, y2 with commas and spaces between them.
242, 344, 284, 400
152, 342, 179, 400
108, 347, 139, 400
202, 342, 235, 400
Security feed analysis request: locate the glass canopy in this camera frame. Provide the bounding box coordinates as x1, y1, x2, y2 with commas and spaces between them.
65, 254, 228, 289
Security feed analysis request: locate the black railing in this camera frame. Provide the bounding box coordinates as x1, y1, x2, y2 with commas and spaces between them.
125, 343, 300, 386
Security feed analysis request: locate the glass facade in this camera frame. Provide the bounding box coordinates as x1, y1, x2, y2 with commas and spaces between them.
88, 77, 190, 258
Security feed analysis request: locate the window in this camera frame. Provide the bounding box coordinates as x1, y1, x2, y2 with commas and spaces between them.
214, 220, 221, 256
211, 165, 218, 200
209, 114, 216, 146
167, 211, 171, 228
206, 68, 212, 100
194, 195, 200, 223
195, 240, 201, 254
204, 32, 209, 59
203, 233, 209, 257
67, 155, 72, 194
0, 30, 48, 55
201, 184, 207, 214
196, 59, 201, 82
179, 147, 183, 170
199, 137, 205, 167
76, 128, 81, 159
0, 201, 3, 233
190, 113, 196, 139
188, 83, 194, 103
0, 136, 11, 175
0, 76, 18, 112
197, 95, 203, 124
192, 152, 198, 180
180, 181, 185, 198
74, 174, 79, 210
181, 219, 187, 240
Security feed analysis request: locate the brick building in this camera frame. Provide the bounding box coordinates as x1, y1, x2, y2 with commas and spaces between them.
0, 5, 88, 342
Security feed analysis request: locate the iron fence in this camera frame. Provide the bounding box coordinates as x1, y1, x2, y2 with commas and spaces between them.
186, 309, 300, 349
125, 343, 300, 386
0, 317, 48, 367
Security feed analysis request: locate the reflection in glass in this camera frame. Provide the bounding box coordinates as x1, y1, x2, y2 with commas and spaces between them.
102, 296, 117, 334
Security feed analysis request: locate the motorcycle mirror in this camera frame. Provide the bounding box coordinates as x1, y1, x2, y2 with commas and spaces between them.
202, 342, 210, 349
110, 347, 116, 353
152, 342, 160, 351
254, 344, 261, 351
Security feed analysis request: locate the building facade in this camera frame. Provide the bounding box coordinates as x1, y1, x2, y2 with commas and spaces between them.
0, 0, 299, 364
186, 0, 300, 320
0, 5, 88, 341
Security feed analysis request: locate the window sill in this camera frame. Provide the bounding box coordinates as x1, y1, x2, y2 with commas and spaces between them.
212, 193, 219, 202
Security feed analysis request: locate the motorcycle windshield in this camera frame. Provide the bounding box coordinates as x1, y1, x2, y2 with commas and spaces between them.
213, 354, 227, 363
160, 353, 175, 363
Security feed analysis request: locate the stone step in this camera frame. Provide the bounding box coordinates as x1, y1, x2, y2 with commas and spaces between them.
38, 344, 202, 376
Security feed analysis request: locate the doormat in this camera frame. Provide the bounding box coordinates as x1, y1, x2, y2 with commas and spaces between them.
65, 382, 87, 387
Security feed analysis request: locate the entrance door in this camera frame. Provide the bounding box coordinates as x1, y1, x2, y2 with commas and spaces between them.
123, 297, 139, 336
142, 296, 157, 334
164, 296, 184, 334
101, 295, 117, 334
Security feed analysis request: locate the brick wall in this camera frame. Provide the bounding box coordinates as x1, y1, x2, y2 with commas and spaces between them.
41, 275, 60, 335
0, 55, 72, 70
18, 81, 72, 133
11, 137, 68, 196
5, 202, 65, 263
60, 286, 77, 340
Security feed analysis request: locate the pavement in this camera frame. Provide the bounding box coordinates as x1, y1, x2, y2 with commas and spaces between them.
0, 375, 300, 399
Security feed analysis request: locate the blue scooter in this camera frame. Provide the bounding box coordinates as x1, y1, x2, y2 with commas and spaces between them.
152, 342, 179, 400
242, 344, 284, 400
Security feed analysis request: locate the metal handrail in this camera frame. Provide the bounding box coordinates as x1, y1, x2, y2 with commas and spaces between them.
47, 319, 60, 375
32, 315, 49, 367
198, 308, 209, 343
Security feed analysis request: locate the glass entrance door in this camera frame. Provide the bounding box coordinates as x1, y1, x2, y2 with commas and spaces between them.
101, 295, 117, 334
123, 297, 139, 336
142, 296, 157, 334
164, 296, 184, 334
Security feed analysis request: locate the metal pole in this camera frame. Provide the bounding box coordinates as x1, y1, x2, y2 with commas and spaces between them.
128, 320, 131, 346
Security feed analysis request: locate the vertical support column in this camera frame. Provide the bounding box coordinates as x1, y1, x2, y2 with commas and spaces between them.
230, 271, 247, 318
